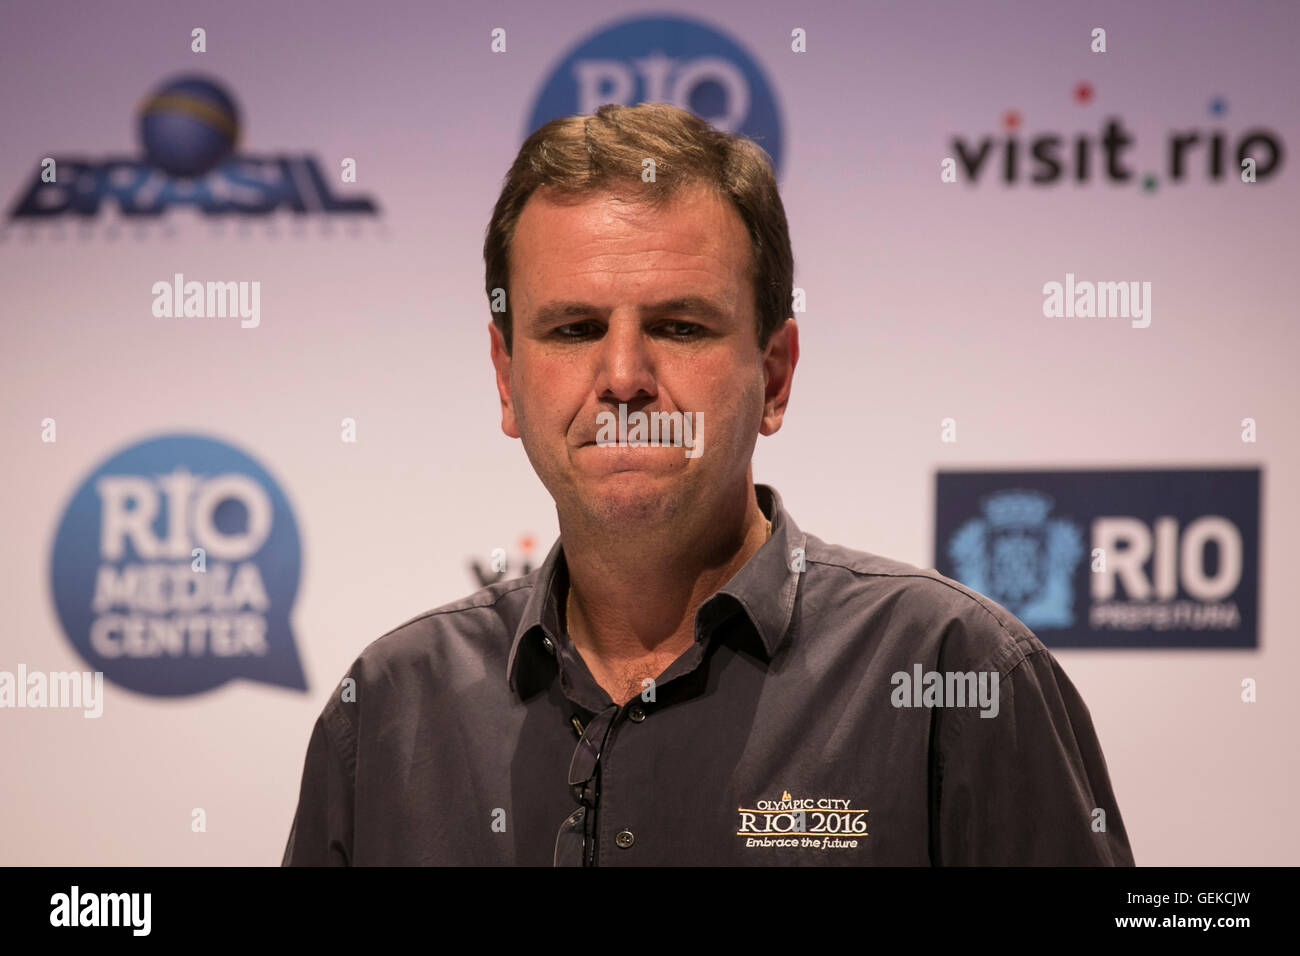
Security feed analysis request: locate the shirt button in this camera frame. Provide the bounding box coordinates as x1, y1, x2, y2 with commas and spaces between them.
627, 704, 646, 723
615, 830, 635, 849
541, 636, 555, 655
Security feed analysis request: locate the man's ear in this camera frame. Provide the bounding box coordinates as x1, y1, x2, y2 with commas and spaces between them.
489, 321, 520, 439
759, 318, 798, 437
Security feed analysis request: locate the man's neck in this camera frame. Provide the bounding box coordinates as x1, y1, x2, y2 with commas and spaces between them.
560, 486, 771, 705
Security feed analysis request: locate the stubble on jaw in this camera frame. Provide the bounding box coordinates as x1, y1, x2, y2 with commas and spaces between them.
568, 472, 689, 532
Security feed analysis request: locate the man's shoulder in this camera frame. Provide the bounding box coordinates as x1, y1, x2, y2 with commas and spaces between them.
343, 571, 541, 687
799, 532, 1044, 675
304, 573, 542, 767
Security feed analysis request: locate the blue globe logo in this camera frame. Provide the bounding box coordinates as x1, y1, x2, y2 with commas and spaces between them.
138, 75, 240, 178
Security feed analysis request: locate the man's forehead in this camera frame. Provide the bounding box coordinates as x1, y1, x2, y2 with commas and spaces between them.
511, 185, 752, 307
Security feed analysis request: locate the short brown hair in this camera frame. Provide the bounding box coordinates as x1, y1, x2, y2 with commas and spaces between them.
483, 102, 793, 355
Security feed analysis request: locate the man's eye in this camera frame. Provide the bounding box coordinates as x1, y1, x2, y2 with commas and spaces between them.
552, 322, 701, 339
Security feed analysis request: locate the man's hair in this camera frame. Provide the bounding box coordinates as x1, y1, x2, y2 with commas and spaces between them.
483, 102, 794, 356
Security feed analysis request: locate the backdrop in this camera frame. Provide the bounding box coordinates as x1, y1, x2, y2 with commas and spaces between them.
2, 0, 1296, 865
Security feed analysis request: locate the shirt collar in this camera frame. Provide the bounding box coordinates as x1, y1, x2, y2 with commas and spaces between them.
506, 483, 806, 698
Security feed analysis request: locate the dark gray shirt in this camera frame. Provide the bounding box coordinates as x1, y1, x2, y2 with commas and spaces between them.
282, 484, 1134, 866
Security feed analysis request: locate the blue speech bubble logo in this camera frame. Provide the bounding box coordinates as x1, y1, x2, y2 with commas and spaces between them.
50, 433, 306, 696
527, 14, 784, 178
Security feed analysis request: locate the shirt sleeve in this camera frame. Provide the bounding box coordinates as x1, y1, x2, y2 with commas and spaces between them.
930, 646, 1135, 866
281, 703, 356, 866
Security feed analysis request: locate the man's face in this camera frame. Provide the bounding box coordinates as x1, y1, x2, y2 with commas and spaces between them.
490, 182, 795, 533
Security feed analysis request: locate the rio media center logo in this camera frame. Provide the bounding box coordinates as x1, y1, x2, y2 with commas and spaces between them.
8, 74, 379, 223
527, 14, 784, 178
50, 434, 307, 696
935, 469, 1260, 649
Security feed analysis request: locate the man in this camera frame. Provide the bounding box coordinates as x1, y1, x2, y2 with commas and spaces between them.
282, 103, 1134, 866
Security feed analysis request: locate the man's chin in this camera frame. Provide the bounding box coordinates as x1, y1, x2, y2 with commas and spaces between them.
574, 473, 684, 524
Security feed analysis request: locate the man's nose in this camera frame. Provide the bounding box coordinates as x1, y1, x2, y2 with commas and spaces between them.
594, 317, 657, 403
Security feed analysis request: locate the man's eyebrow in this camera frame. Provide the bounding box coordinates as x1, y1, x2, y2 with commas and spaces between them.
529, 296, 731, 327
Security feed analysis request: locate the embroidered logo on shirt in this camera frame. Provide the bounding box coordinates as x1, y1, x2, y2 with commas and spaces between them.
737, 789, 868, 850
